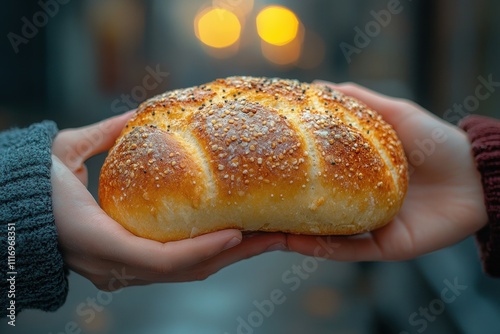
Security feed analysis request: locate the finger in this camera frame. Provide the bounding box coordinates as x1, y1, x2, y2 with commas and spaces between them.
286, 209, 438, 262
166, 233, 288, 282
66, 255, 154, 291
101, 228, 245, 274
330, 83, 467, 177
316, 81, 441, 141
286, 232, 393, 262
63, 253, 159, 285
52, 156, 245, 275
71, 207, 245, 275
70, 232, 288, 284
52, 110, 135, 172
110, 233, 276, 282
313, 81, 432, 157
313, 81, 416, 126
313, 81, 460, 162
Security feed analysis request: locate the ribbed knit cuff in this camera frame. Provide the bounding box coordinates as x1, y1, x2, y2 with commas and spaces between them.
459, 115, 500, 277
0, 121, 68, 317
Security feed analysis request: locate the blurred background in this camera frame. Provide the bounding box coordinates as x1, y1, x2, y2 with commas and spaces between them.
1, 0, 500, 333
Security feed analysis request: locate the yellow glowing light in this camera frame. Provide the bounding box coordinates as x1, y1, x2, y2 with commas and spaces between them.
196, 8, 241, 48
256, 6, 299, 46
261, 22, 304, 67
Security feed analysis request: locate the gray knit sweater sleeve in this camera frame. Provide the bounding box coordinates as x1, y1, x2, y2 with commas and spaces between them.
1, 121, 68, 318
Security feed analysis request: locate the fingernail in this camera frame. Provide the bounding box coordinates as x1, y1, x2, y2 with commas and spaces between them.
265, 243, 287, 253
223, 237, 241, 251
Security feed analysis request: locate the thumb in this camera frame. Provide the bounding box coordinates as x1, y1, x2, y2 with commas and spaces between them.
312, 81, 441, 155
52, 111, 134, 173
313, 80, 414, 131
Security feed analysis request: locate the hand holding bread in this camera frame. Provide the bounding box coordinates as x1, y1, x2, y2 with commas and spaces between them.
51, 112, 287, 290
99, 77, 408, 242
53, 78, 488, 287
287, 82, 488, 261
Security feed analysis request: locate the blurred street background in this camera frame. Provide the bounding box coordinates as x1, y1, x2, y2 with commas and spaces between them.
1, 1, 500, 333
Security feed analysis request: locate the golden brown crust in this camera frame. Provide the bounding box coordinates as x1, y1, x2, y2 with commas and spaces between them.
99, 76, 408, 241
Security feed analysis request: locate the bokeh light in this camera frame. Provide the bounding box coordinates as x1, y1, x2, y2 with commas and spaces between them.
195, 8, 241, 48
261, 22, 304, 67
256, 5, 299, 46
261, 33, 301, 66
212, 0, 254, 20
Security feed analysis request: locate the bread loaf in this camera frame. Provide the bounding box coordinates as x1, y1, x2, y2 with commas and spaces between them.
99, 76, 408, 242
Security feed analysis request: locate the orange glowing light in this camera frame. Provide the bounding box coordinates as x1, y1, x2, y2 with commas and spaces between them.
195, 8, 241, 48
256, 6, 299, 46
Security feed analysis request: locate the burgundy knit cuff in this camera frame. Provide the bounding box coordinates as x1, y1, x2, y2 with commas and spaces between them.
459, 115, 500, 277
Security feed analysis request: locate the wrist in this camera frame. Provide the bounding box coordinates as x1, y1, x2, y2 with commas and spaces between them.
464, 138, 490, 230
460, 115, 500, 277
0, 121, 69, 314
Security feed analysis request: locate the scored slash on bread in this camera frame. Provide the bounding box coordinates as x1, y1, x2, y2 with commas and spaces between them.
99, 76, 408, 242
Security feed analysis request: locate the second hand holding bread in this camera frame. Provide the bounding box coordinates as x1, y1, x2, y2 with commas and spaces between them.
99, 77, 408, 242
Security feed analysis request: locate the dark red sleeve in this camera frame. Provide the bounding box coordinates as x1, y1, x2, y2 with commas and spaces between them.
459, 115, 500, 277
